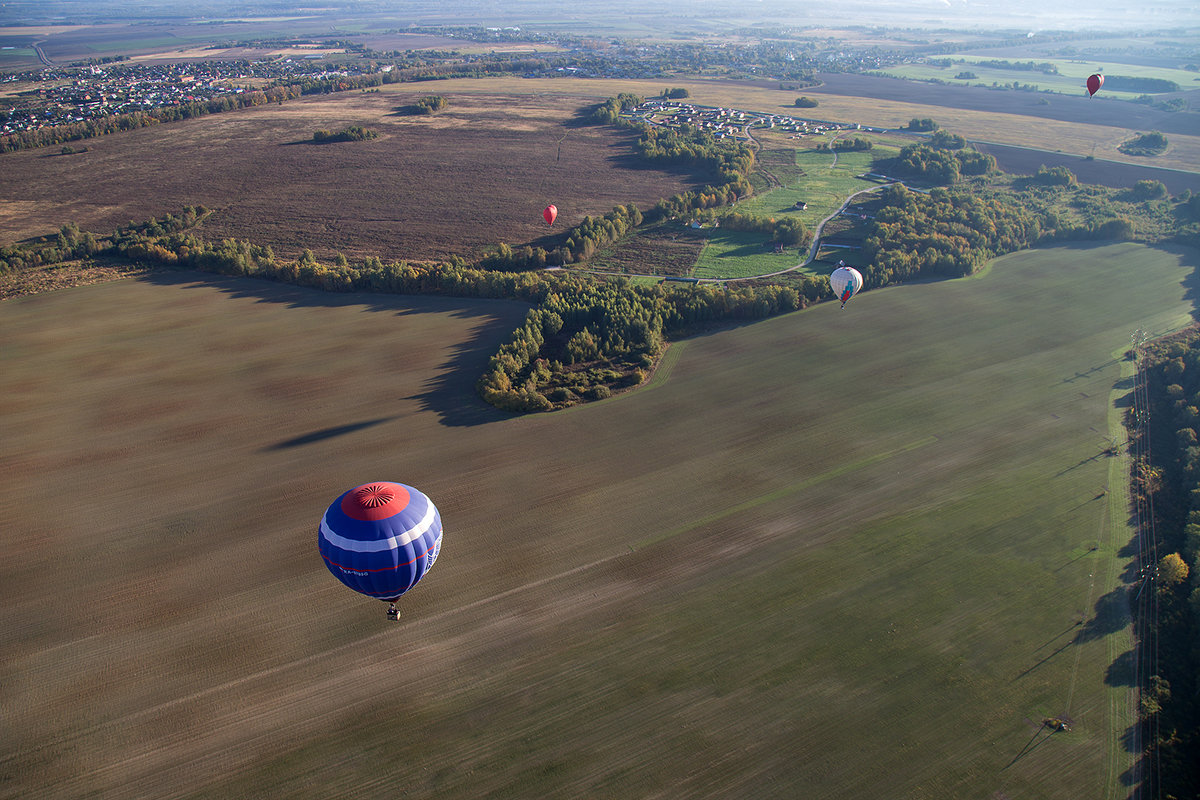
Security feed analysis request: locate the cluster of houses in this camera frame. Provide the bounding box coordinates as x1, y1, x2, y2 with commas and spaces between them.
629, 100, 858, 142
0, 59, 373, 136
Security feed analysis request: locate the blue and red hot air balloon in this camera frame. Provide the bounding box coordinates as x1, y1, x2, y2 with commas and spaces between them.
318, 482, 443, 618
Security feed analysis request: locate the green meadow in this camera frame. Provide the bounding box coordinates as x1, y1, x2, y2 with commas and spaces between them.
698, 139, 898, 278
738, 145, 888, 227
2, 242, 1194, 798
691, 228, 801, 279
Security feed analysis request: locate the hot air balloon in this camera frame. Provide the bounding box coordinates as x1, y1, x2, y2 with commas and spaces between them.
543, 204, 558, 226
1086, 73, 1104, 97
318, 482, 443, 619
829, 262, 863, 310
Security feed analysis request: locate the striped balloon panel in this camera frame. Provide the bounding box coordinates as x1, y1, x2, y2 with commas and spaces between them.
318, 482, 443, 601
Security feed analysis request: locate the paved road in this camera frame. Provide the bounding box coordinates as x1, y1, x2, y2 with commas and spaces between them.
33, 41, 53, 67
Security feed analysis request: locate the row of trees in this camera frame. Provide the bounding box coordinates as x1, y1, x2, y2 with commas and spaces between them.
975, 59, 1059, 74
817, 136, 872, 152
582, 96, 760, 227
479, 204, 646, 270
1135, 332, 1200, 795
1104, 76, 1181, 93
7, 208, 811, 412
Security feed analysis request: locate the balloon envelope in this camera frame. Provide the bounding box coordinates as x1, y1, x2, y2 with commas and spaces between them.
1086, 73, 1104, 96
543, 204, 557, 225
830, 265, 863, 307
318, 482, 443, 602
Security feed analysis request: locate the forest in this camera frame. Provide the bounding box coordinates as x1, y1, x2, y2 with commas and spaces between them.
1135, 332, 1200, 797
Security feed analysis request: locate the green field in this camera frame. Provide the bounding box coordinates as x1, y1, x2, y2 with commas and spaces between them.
738, 144, 890, 227
2, 242, 1195, 798
695, 139, 897, 279
691, 228, 801, 279
881, 58, 1200, 99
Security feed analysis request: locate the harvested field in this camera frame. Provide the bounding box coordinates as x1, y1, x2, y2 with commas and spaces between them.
806, 73, 1200, 138
3, 243, 1193, 798
0, 89, 700, 262
971, 142, 1200, 195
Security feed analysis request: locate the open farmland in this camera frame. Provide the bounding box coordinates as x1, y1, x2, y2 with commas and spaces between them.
803, 73, 1200, 139
880, 58, 1200, 102
411, 76, 1200, 175
2, 241, 1194, 799
0, 87, 701, 262
971, 142, 1200, 196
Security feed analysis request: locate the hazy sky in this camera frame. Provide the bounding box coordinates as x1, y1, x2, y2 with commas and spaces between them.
3, 0, 1198, 32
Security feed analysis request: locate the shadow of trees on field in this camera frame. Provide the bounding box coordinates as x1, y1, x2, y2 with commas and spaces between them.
1078, 585, 1134, 643
1179, 246, 1200, 321
138, 269, 526, 427
1106, 649, 1137, 687
1013, 571, 1136, 680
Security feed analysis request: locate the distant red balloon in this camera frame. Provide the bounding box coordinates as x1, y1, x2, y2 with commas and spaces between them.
1086, 73, 1104, 97
543, 205, 557, 226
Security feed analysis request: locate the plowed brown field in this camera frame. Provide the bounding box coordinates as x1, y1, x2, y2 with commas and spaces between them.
0, 88, 700, 262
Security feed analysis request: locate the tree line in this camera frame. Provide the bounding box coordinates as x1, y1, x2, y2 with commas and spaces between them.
479, 204, 645, 270
1133, 331, 1200, 796
817, 136, 872, 152
1103, 75, 1181, 93
2, 209, 809, 412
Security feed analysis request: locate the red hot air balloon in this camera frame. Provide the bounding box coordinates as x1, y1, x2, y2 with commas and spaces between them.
543, 204, 557, 226
1087, 73, 1104, 97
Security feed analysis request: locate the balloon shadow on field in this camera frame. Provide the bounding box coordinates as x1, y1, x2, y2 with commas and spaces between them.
137, 269, 528, 427
264, 417, 397, 450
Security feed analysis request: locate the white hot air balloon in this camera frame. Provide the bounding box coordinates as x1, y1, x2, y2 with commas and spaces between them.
829, 261, 863, 310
